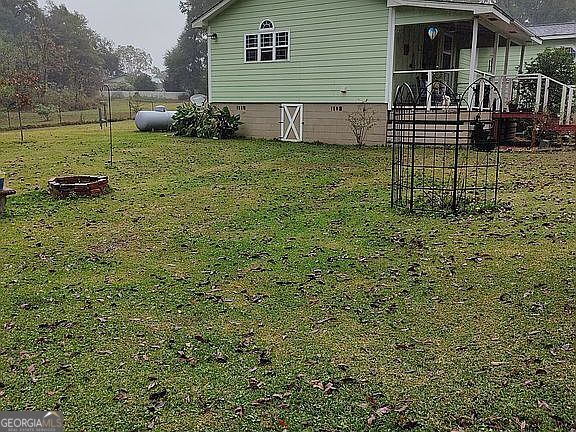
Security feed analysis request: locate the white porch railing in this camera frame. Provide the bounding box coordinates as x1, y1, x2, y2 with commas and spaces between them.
493, 74, 576, 125
392, 68, 498, 111
393, 69, 576, 125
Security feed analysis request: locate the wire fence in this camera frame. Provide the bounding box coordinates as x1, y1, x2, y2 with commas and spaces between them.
0, 98, 183, 131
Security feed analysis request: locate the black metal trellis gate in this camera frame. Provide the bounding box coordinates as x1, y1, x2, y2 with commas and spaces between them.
391, 78, 502, 214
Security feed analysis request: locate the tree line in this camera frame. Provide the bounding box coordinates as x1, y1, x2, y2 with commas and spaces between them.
492, 0, 576, 24
162, 0, 213, 94
0, 0, 159, 113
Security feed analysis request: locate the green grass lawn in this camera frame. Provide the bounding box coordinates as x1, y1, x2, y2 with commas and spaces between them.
0, 122, 575, 431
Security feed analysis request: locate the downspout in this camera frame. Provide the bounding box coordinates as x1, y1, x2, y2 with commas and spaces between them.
207, 25, 213, 103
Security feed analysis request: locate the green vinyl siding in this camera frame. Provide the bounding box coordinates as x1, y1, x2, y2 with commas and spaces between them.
208, 0, 390, 103
396, 6, 471, 26
456, 49, 472, 94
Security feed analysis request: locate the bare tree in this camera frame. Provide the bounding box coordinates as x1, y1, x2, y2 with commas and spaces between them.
347, 101, 378, 147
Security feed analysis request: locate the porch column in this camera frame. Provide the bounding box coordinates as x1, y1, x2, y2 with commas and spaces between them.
468, 16, 479, 105
560, 86, 568, 124
503, 39, 511, 75
567, 87, 575, 124
491, 33, 500, 76
386, 7, 396, 107
535, 75, 543, 112
468, 17, 479, 86
518, 45, 526, 74
501, 38, 512, 108
542, 77, 550, 111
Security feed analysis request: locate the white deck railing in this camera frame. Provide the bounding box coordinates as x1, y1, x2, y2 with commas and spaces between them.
493, 74, 575, 125
393, 68, 493, 110
393, 69, 576, 125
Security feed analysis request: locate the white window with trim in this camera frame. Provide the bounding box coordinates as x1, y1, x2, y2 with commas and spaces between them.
245, 20, 290, 63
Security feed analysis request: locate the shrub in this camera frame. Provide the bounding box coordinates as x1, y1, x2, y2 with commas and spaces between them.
347, 101, 378, 147
171, 103, 241, 139
109, 82, 135, 91
35, 103, 56, 121
214, 106, 242, 139
518, 48, 576, 114
128, 96, 143, 117
132, 73, 157, 91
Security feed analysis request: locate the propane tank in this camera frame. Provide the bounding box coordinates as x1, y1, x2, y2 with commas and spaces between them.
135, 106, 176, 131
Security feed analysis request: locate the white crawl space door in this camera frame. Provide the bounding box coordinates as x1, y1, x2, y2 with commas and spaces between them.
280, 104, 303, 142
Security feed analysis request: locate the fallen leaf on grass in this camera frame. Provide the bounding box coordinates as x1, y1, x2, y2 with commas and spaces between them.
38, 320, 73, 330
311, 380, 324, 391
466, 253, 493, 263
323, 382, 336, 395
248, 378, 263, 390
275, 280, 297, 286
377, 407, 392, 415
398, 417, 419, 429
310, 380, 336, 395
58, 364, 72, 372
514, 418, 527, 432
258, 350, 272, 365
315, 317, 335, 326
214, 351, 228, 363
149, 389, 166, 401
367, 406, 392, 426
177, 349, 196, 364
115, 389, 128, 402
194, 334, 209, 344
395, 402, 410, 413
251, 396, 272, 406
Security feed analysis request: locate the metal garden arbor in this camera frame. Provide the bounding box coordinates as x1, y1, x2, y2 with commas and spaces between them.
391, 78, 503, 214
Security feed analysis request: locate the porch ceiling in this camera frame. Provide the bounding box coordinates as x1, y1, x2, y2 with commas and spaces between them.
388, 0, 541, 45
399, 21, 512, 49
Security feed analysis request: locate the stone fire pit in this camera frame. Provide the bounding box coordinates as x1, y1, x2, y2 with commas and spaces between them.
48, 175, 110, 199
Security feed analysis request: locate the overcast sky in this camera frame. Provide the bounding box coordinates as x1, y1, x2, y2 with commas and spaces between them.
38, 0, 186, 68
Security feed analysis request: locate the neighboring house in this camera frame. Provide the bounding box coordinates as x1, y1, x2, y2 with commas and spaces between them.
104, 75, 135, 91
193, 0, 541, 144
